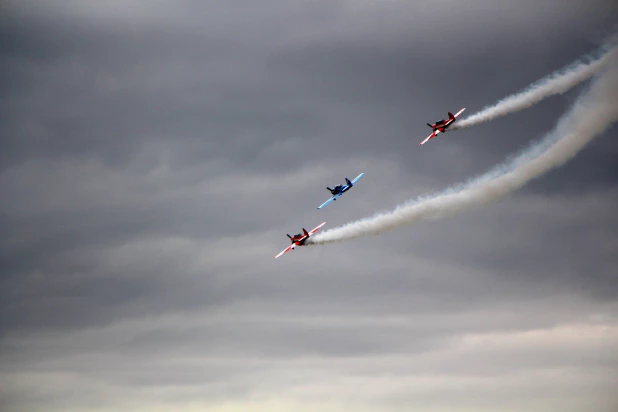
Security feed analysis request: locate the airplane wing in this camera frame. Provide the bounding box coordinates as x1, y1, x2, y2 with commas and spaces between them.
351, 172, 364, 184
317, 194, 340, 209
309, 221, 326, 234
444, 108, 466, 127
274, 244, 294, 259
453, 107, 466, 118
419, 130, 439, 145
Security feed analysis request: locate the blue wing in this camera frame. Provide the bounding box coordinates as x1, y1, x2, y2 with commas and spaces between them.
351, 172, 364, 184
317, 193, 341, 209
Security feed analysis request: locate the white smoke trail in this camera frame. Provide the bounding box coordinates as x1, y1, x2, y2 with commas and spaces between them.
451, 46, 617, 131
308, 50, 618, 246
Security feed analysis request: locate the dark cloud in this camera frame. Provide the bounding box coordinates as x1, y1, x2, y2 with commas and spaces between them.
1, 1, 618, 411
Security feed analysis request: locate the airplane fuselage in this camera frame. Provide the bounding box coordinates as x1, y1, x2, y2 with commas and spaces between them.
294, 237, 307, 245
430, 119, 452, 132
287, 232, 310, 246
329, 184, 351, 195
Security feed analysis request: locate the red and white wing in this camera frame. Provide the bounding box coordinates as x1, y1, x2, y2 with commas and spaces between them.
453, 107, 466, 118
419, 130, 439, 145
309, 221, 326, 235
444, 108, 466, 127
274, 244, 294, 259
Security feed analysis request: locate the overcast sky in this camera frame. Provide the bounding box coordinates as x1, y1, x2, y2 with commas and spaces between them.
1, 1, 618, 411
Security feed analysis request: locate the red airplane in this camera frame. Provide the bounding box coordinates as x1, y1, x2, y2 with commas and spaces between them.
274, 222, 326, 259
419, 108, 466, 145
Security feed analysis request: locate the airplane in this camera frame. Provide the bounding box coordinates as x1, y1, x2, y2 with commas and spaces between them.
419, 108, 465, 145
274, 221, 326, 259
317, 173, 364, 209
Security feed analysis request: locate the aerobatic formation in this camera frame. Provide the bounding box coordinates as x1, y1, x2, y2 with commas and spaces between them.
276, 39, 618, 258
274, 174, 364, 258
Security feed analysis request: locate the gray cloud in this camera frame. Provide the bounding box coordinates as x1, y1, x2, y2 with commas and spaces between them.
1, 1, 618, 411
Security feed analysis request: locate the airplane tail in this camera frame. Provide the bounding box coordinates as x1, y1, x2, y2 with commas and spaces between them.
303, 228, 309, 237
448, 112, 455, 120
345, 178, 352, 186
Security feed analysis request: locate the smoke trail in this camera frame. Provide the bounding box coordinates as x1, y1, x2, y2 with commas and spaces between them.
308, 51, 618, 246
451, 46, 617, 131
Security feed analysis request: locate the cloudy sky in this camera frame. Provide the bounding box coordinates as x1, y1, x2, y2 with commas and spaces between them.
1, 1, 618, 411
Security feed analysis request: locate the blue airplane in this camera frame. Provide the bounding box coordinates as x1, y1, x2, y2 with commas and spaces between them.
317, 173, 364, 209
